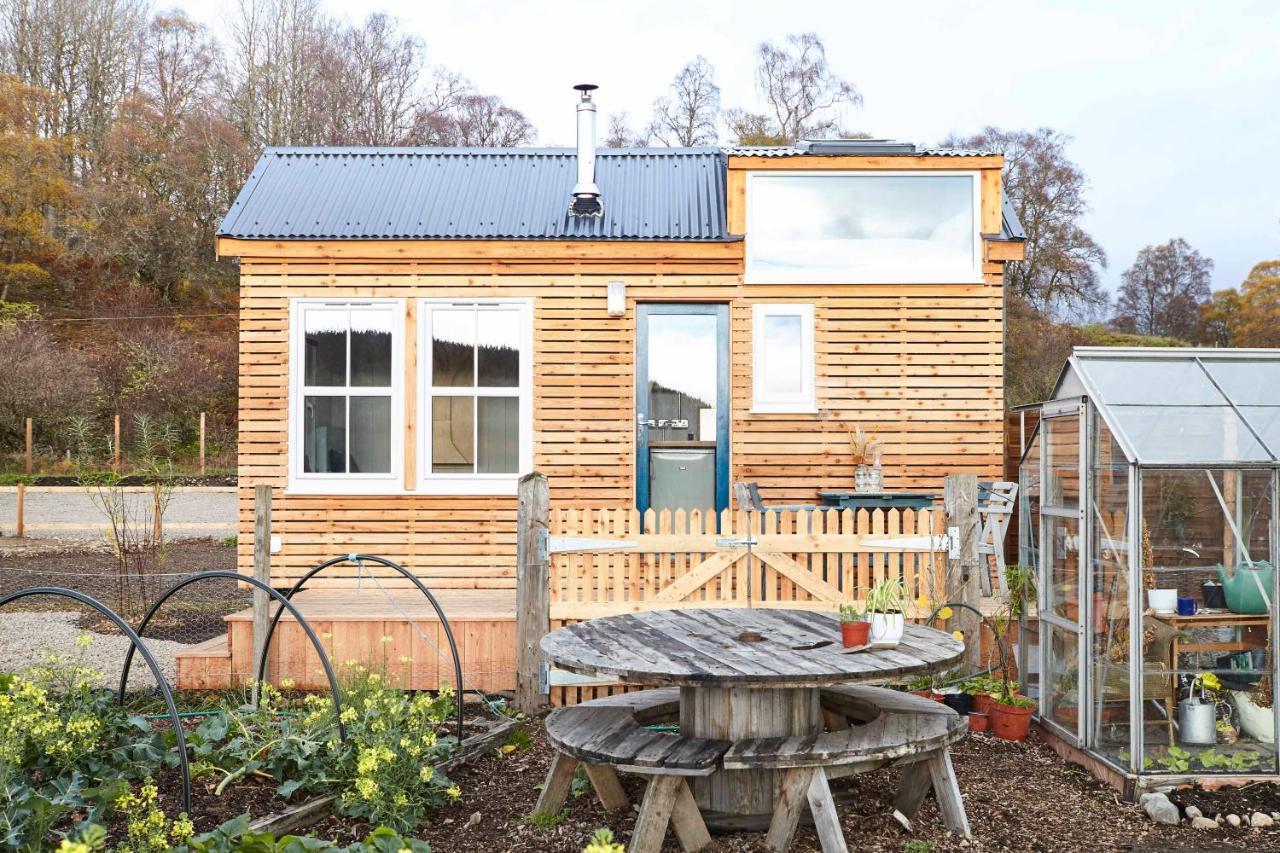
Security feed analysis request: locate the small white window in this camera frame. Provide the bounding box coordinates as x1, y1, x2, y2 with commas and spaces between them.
752, 303, 815, 413
290, 299, 403, 492
745, 171, 982, 284
420, 299, 533, 494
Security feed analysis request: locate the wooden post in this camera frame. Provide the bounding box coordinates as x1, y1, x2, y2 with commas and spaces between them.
24, 418, 32, 475
198, 412, 206, 476
113, 415, 121, 472
152, 484, 163, 543
14, 482, 24, 538
252, 484, 272, 703
944, 474, 982, 671
515, 471, 550, 714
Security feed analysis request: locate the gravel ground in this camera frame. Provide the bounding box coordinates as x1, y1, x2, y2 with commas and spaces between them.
0, 610, 192, 690
0, 486, 235, 540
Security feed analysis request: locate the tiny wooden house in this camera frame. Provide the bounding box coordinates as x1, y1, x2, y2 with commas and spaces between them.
191, 88, 1026, 691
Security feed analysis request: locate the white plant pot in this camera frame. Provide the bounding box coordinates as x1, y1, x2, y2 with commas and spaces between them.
869, 612, 904, 649
1147, 589, 1178, 614
1231, 690, 1275, 741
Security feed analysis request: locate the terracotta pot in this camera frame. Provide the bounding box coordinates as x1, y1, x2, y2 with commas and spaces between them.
841, 620, 870, 647
969, 711, 989, 734
973, 693, 994, 715
990, 702, 1034, 741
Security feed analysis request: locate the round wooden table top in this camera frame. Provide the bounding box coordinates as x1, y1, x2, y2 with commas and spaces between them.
541, 607, 964, 689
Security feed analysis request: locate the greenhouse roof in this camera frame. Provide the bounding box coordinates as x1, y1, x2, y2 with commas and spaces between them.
1053, 347, 1280, 466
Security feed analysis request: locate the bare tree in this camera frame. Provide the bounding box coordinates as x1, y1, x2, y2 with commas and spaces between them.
728, 33, 860, 145
332, 13, 425, 145
0, 0, 148, 166
418, 92, 534, 147
603, 111, 647, 148
142, 11, 218, 129
944, 127, 1108, 317
1113, 238, 1212, 339
649, 55, 719, 146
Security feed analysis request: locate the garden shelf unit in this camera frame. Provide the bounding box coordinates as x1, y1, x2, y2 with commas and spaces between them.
1018, 347, 1280, 790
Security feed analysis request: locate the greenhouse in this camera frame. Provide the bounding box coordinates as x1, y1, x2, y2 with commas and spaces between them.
1019, 347, 1280, 784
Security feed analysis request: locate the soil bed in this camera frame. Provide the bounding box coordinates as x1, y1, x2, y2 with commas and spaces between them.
405, 720, 1280, 853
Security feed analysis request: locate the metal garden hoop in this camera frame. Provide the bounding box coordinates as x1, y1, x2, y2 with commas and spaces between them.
0, 586, 193, 813
117, 571, 348, 741
255, 554, 466, 741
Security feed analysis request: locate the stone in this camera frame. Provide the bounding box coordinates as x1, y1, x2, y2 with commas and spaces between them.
1192, 817, 1219, 830
1272, 811, 1280, 820
1185, 805, 1203, 819
1251, 812, 1275, 828
1140, 792, 1180, 826
1227, 814, 1242, 828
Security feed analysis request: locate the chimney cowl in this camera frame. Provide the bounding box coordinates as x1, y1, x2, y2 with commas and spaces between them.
570, 83, 602, 216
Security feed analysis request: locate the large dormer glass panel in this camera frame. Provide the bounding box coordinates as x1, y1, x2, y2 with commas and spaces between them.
745, 172, 981, 283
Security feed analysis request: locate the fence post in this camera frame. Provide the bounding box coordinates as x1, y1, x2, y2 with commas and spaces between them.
15, 481, 24, 538
515, 472, 550, 714
252, 484, 272, 704
24, 417, 32, 475
113, 415, 121, 472
198, 412, 206, 476
943, 474, 981, 671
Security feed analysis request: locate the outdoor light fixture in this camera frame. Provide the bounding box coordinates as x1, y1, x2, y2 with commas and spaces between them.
607, 281, 626, 316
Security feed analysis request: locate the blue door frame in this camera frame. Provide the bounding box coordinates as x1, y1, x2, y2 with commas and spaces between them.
635, 303, 731, 516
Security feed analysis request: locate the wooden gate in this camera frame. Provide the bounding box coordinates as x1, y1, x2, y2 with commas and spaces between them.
548, 506, 950, 622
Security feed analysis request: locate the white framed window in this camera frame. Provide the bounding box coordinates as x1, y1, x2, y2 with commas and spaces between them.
419, 298, 533, 494
745, 171, 982, 284
289, 299, 404, 493
752, 303, 816, 413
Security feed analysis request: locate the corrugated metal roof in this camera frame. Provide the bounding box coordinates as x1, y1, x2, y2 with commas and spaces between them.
725, 142, 999, 158
218, 147, 731, 241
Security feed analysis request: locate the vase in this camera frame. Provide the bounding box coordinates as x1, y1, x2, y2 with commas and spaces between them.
854, 464, 883, 493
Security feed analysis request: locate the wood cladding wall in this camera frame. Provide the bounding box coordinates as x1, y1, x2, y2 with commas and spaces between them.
234, 155, 1013, 590
237, 259, 1006, 588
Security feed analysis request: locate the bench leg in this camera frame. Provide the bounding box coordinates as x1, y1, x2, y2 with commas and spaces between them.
630, 775, 681, 853
891, 759, 931, 830
806, 769, 849, 853
669, 778, 711, 852
583, 763, 629, 812
926, 750, 971, 839
532, 751, 577, 816
765, 767, 814, 852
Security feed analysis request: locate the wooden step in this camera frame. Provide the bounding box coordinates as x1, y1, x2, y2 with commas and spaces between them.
175, 634, 232, 691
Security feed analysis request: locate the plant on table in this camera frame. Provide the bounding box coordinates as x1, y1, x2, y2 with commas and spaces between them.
849, 425, 885, 493
838, 600, 870, 647
865, 576, 906, 649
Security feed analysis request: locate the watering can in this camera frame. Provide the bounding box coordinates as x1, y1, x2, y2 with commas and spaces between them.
1216, 562, 1273, 614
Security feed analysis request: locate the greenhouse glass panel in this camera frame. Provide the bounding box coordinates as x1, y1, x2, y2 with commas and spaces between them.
1089, 414, 1131, 764
1138, 468, 1275, 775
1240, 407, 1280, 451
1078, 358, 1226, 406
1201, 360, 1280, 406
1106, 406, 1273, 464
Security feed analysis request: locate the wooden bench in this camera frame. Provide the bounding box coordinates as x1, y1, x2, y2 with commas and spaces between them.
534, 689, 728, 852
723, 686, 970, 852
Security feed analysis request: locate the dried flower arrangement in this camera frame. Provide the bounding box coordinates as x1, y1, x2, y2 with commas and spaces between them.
849, 425, 884, 467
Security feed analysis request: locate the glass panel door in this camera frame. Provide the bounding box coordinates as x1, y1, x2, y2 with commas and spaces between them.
636, 305, 729, 515
1040, 400, 1088, 743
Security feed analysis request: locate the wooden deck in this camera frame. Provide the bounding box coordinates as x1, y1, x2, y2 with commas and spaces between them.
176, 588, 517, 693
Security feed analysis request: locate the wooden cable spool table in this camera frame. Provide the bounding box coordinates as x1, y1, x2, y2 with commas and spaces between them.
541, 607, 965, 830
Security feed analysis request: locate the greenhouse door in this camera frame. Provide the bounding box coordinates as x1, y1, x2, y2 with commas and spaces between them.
1039, 398, 1089, 744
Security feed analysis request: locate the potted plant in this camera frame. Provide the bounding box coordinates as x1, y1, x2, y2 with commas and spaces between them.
865, 576, 905, 649
906, 674, 942, 701
849, 425, 885, 493
838, 601, 870, 648
1141, 521, 1177, 614
989, 680, 1035, 741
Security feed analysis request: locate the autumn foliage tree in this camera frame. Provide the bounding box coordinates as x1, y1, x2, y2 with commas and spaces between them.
1200, 261, 1280, 347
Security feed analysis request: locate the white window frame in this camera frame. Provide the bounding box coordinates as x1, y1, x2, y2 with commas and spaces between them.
288, 298, 405, 494
418, 297, 534, 495
744, 170, 984, 285
752, 303, 816, 414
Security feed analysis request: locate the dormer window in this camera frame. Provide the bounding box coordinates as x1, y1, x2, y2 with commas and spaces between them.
745, 171, 982, 284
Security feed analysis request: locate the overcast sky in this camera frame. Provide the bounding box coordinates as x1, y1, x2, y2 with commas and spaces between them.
175, 0, 1280, 297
